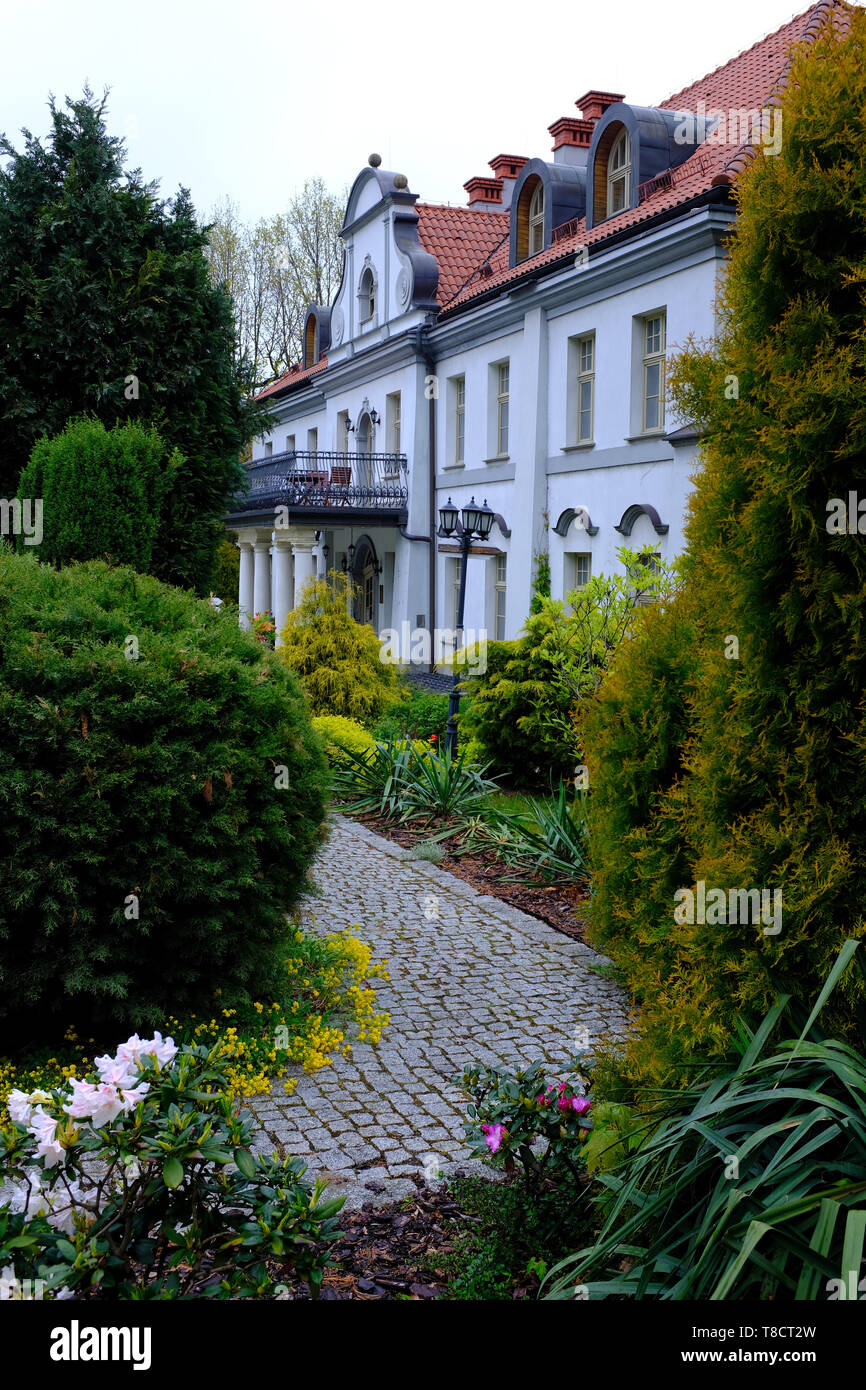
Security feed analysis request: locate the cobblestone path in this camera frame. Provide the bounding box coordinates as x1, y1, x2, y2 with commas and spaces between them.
247, 816, 629, 1207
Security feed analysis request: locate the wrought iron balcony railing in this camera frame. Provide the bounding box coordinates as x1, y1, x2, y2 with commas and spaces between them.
230, 450, 409, 517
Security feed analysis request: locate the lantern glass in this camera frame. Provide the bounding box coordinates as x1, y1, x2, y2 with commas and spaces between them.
439, 498, 459, 536
476, 498, 495, 540
461, 496, 483, 536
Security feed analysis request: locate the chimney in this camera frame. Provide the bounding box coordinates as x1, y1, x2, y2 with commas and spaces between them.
488, 154, 529, 211
548, 117, 595, 167
574, 90, 625, 123
464, 175, 504, 211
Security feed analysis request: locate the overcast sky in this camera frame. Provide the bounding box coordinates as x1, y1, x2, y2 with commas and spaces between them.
0, 0, 852, 225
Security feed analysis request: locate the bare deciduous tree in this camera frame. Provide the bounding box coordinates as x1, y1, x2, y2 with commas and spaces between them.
204, 178, 345, 390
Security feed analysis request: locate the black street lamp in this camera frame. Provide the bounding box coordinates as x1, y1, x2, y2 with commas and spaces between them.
438, 496, 495, 756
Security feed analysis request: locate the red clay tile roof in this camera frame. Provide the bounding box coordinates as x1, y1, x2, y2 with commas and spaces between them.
255, 357, 328, 401
440, 0, 852, 314
415, 202, 509, 305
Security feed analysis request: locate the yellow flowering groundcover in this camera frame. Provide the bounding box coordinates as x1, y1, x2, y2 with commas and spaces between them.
0, 921, 389, 1115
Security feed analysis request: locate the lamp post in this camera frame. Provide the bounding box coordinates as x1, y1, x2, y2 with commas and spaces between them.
438, 496, 495, 757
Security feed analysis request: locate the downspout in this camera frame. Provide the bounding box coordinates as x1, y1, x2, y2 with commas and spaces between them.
399, 324, 437, 672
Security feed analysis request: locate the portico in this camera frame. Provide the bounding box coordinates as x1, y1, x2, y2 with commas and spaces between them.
234, 525, 319, 645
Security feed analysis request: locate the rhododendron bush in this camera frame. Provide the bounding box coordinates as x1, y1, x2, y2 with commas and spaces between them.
0, 1033, 343, 1299
458, 1059, 592, 1190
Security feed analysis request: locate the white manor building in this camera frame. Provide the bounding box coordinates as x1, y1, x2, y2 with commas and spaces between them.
227, 1, 839, 659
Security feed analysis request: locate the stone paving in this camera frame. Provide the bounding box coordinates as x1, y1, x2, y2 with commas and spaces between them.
247, 815, 630, 1208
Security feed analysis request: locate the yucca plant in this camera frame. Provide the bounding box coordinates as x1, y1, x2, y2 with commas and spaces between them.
330, 740, 416, 819
464, 785, 589, 882
397, 747, 499, 825
544, 941, 866, 1300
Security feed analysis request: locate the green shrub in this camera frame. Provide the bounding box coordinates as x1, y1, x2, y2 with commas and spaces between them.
0, 1033, 344, 1299
0, 551, 328, 1035
582, 11, 866, 1076
546, 945, 866, 1301
577, 588, 703, 1073
18, 416, 177, 572
210, 537, 240, 604
459, 1059, 592, 1191
460, 626, 575, 788
277, 573, 397, 724
311, 714, 376, 764
371, 682, 450, 744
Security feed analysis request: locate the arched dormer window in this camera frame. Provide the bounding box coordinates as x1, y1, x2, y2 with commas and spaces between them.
358, 266, 375, 325
607, 129, 630, 217
303, 312, 318, 369
528, 183, 545, 255
515, 174, 545, 262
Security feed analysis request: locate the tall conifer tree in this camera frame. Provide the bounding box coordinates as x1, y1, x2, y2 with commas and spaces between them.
0, 89, 261, 590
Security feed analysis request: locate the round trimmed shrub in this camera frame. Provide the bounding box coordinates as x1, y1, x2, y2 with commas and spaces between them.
0, 552, 328, 1037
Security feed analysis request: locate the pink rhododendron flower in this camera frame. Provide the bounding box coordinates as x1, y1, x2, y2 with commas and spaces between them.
481, 1123, 506, 1154
571, 1096, 591, 1116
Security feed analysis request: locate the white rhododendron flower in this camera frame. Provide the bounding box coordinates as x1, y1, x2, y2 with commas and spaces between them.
115, 1032, 177, 1069
0, 1171, 86, 1235
7, 1090, 33, 1125
63, 1077, 149, 1129
93, 1057, 140, 1090
7, 1087, 55, 1126
27, 1107, 65, 1167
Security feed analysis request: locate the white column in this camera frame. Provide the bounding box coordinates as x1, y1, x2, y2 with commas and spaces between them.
238, 541, 254, 630
292, 543, 317, 607
272, 538, 293, 648
253, 541, 271, 620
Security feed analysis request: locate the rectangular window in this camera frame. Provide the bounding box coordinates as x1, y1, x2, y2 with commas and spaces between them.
336, 412, 349, 452
634, 551, 661, 607
264, 441, 273, 457
455, 375, 465, 464
386, 392, 401, 454
565, 552, 591, 594
496, 361, 509, 457
642, 313, 666, 431
577, 335, 594, 443
307, 427, 318, 455
494, 553, 507, 640
449, 558, 461, 633
285, 433, 295, 454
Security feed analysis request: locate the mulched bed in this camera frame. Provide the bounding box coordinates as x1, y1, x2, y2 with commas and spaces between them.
267, 1176, 539, 1301
351, 812, 590, 943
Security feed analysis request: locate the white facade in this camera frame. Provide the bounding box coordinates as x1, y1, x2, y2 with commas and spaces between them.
227, 81, 745, 658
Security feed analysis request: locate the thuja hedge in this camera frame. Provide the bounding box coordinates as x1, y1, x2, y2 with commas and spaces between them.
0, 552, 328, 1036
18, 416, 178, 572
580, 11, 866, 1080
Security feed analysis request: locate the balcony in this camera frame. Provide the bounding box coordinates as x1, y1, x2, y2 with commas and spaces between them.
227, 450, 409, 527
